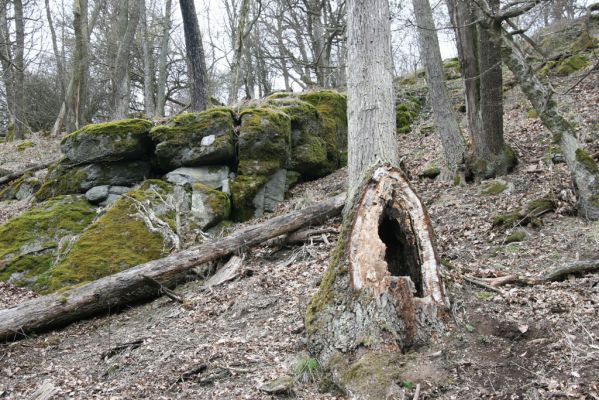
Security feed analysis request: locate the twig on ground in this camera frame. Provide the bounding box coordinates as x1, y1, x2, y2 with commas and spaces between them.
141, 275, 184, 303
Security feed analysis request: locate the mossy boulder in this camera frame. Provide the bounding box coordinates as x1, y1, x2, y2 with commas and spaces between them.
41, 181, 175, 292
35, 159, 151, 201
16, 140, 35, 152
555, 54, 588, 75
265, 96, 334, 178
418, 165, 440, 179
151, 109, 236, 171
443, 57, 461, 80
298, 90, 348, 167
61, 119, 153, 164
0, 174, 42, 201
230, 175, 268, 221
0, 195, 96, 289
191, 183, 231, 229
395, 97, 421, 134
238, 108, 291, 176
506, 230, 526, 244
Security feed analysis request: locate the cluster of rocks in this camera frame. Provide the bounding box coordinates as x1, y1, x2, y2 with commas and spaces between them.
0, 90, 348, 293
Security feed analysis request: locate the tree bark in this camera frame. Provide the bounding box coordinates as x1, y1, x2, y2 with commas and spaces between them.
140, 0, 155, 117
412, 0, 467, 179
306, 166, 449, 399
155, 0, 172, 117
0, 0, 16, 137
179, 0, 208, 112
12, 0, 27, 140
66, 0, 90, 131
0, 193, 345, 342
346, 0, 398, 198
227, 0, 251, 104
111, 0, 142, 119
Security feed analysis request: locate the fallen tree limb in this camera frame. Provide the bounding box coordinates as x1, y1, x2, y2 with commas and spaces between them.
466, 259, 599, 288
0, 160, 58, 186
0, 193, 346, 342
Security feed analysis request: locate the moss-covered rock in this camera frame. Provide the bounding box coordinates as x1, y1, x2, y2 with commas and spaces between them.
61, 119, 153, 164
151, 109, 236, 171
191, 183, 231, 229
0, 196, 96, 289
298, 90, 348, 166
555, 54, 588, 75
506, 230, 526, 244
418, 165, 440, 179
575, 148, 599, 174
265, 97, 334, 178
16, 140, 35, 152
443, 57, 461, 80
481, 179, 510, 196
0, 174, 42, 201
230, 175, 268, 221
395, 97, 422, 134
35, 159, 151, 201
42, 181, 174, 292
238, 108, 291, 176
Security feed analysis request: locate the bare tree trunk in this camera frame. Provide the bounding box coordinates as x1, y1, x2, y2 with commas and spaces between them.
413, 0, 466, 179
111, 0, 142, 119
12, 0, 27, 140
45, 0, 65, 98
140, 0, 155, 117
227, 0, 250, 104
0, 0, 16, 137
346, 0, 398, 197
179, 0, 208, 112
155, 0, 172, 117
66, 0, 90, 132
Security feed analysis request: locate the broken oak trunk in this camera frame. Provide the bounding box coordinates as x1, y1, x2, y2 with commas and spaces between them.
306, 166, 448, 399
0, 193, 345, 342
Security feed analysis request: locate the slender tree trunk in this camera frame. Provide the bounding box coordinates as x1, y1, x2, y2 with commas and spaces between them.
155, 0, 172, 117
45, 0, 65, 97
140, 0, 155, 117
66, 0, 90, 132
111, 0, 141, 119
12, 0, 27, 140
227, 0, 250, 104
179, 0, 208, 112
412, 0, 466, 179
0, 0, 15, 138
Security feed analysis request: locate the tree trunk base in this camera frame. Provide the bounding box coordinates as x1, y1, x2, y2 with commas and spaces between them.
306, 165, 448, 399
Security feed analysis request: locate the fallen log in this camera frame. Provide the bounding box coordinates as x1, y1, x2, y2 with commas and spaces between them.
0, 160, 58, 186
466, 259, 599, 288
306, 166, 448, 399
0, 193, 345, 342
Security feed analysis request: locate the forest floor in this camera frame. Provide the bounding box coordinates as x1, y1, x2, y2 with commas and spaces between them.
0, 68, 598, 399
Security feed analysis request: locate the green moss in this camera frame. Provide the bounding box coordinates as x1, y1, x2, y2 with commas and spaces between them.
43, 190, 167, 292
502, 144, 518, 172
150, 109, 233, 143
419, 165, 441, 179
527, 109, 539, 118
453, 174, 461, 186
526, 197, 555, 215
395, 97, 421, 134
4, 123, 15, 141
575, 148, 599, 174
192, 183, 231, 222
590, 194, 599, 207
556, 55, 588, 76
482, 181, 508, 195
443, 57, 460, 70
230, 175, 268, 221
572, 31, 598, 53
506, 230, 526, 244
238, 159, 281, 176
63, 119, 152, 144
492, 210, 522, 227
16, 140, 35, 152
540, 60, 558, 76
35, 164, 88, 201
337, 352, 403, 399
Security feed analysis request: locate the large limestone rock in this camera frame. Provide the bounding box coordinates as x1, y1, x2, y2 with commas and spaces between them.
35, 159, 151, 201
0, 175, 42, 201
165, 166, 230, 192
151, 109, 236, 170
60, 119, 153, 163
237, 108, 291, 176
0, 196, 96, 290
253, 169, 288, 217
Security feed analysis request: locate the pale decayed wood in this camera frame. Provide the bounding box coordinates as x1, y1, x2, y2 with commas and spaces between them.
0, 193, 345, 342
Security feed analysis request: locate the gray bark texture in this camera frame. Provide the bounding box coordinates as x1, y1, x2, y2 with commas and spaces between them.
12, 0, 27, 140
155, 0, 172, 117
412, 0, 466, 179
306, 166, 449, 399
179, 0, 208, 112
227, 0, 250, 104
480, 9, 599, 219
140, 0, 155, 117
111, 0, 141, 119
0, 194, 345, 342
346, 0, 398, 198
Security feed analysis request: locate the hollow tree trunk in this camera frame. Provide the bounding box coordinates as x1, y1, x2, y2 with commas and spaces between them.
412, 0, 467, 179
306, 166, 449, 399
0, 194, 345, 342
484, 17, 599, 219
